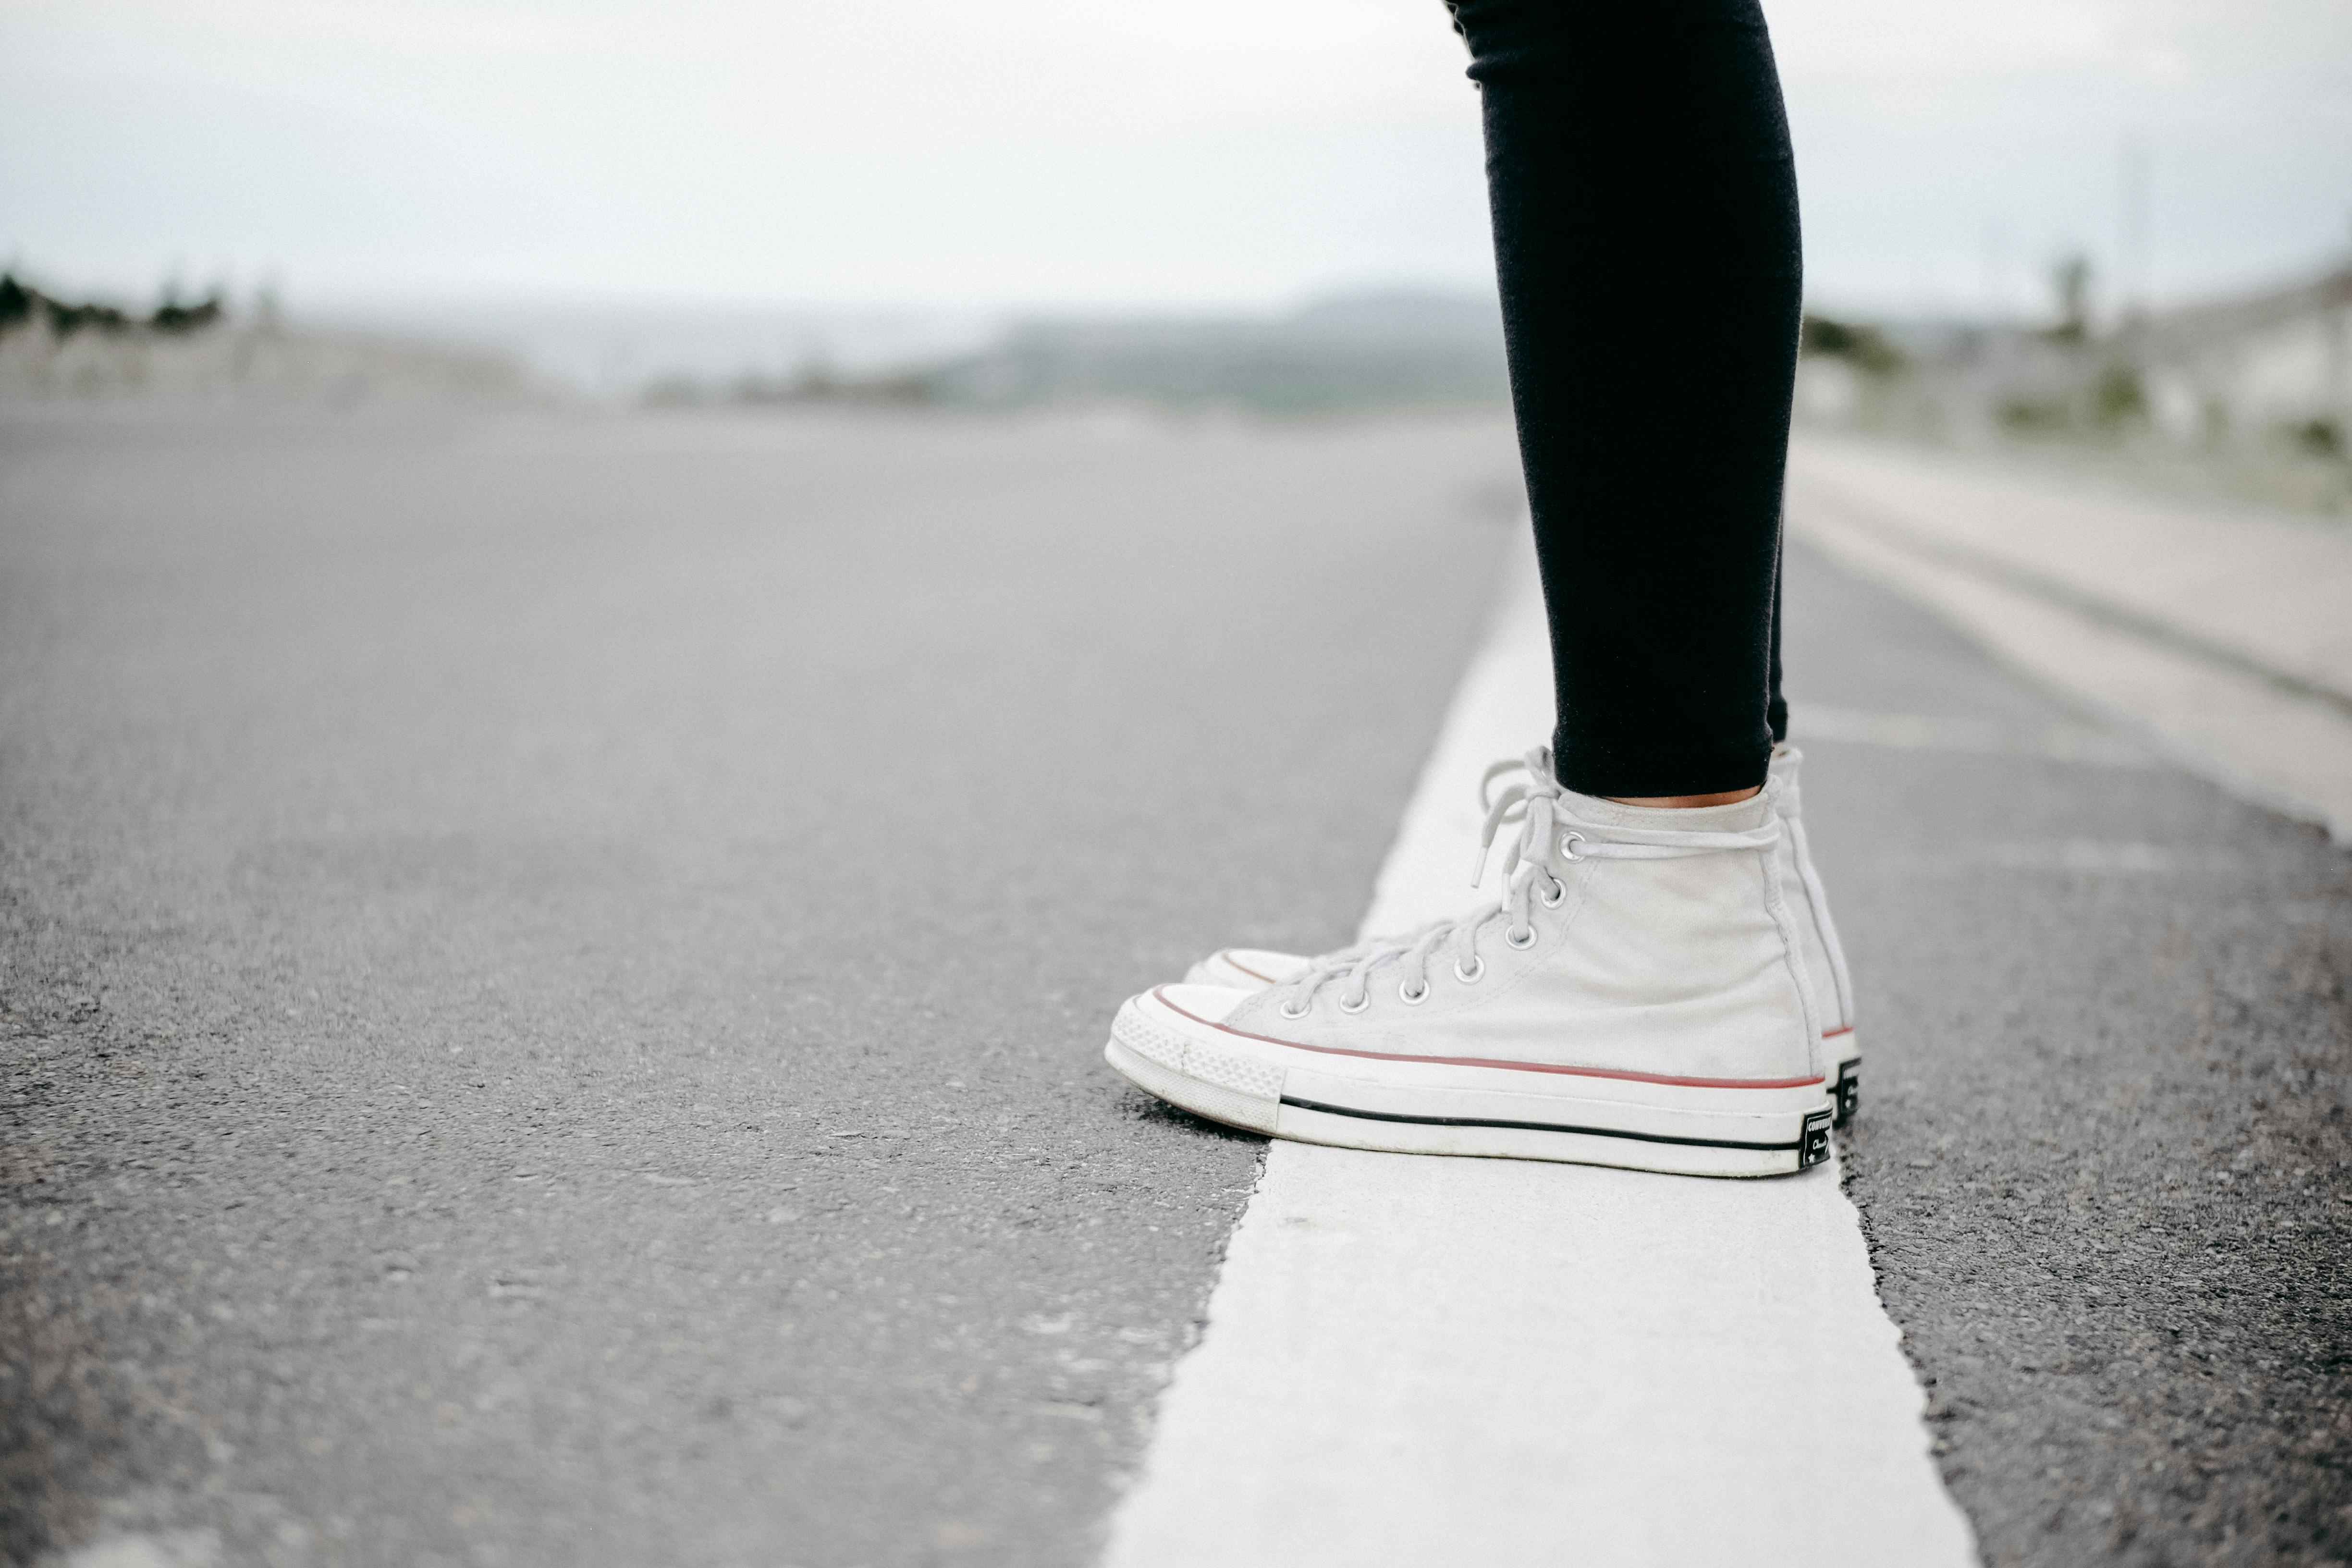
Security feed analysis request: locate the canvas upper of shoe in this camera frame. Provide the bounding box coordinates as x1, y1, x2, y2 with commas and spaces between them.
1211, 750, 1825, 1088
1191, 747, 1863, 1102
1109, 748, 1838, 1175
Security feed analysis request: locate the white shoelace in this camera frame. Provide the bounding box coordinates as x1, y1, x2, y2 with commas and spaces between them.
1268, 747, 1781, 1020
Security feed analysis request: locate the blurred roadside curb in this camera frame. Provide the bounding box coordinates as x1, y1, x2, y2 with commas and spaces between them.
1787, 435, 2352, 845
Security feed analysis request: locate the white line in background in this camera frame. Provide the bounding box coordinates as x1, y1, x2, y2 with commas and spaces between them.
1102, 543, 1979, 1568
1784, 438, 2352, 845
1788, 497, 2352, 845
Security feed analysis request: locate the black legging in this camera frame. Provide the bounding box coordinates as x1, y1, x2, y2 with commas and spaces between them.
1448, 0, 1801, 796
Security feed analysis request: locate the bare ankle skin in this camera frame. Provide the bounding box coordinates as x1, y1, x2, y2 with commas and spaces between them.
1605, 787, 1764, 809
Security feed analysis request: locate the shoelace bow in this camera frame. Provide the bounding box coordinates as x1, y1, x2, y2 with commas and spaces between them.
1268, 747, 1782, 1019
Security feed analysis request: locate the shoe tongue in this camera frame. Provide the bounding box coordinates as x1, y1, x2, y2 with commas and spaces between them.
1559, 786, 1774, 834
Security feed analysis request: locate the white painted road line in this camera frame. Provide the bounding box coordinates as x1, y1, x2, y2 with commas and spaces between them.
1102, 544, 1979, 1568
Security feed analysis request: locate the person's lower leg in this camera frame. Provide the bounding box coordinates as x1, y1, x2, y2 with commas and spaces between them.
1449, 0, 1802, 800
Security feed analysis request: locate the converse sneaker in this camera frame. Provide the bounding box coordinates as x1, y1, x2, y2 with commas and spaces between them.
1109, 750, 1835, 1177
1185, 747, 1867, 1126
1766, 746, 1861, 1125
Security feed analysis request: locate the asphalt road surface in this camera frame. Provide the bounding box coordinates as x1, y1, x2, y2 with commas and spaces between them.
3, 407, 2348, 1568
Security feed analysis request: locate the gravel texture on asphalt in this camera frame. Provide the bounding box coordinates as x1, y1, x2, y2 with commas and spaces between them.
0, 408, 1520, 1567
1787, 541, 2352, 1568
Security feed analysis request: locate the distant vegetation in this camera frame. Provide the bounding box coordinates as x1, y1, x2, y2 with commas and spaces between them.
0, 272, 535, 407
642, 363, 935, 409
0, 273, 227, 338
1799, 314, 1906, 378
923, 295, 1511, 413
1796, 254, 2352, 514
634, 291, 1513, 416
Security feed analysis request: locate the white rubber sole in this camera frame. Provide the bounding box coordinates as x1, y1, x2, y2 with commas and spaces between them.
1107, 990, 1834, 1180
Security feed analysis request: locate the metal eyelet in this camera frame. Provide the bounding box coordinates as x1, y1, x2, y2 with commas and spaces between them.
1279, 1000, 1309, 1020
1339, 991, 1371, 1015
1398, 979, 1429, 1005
1454, 954, 1485, 984
1558, 831, 1587, 862
1505, 924, 1537, 950
1538, 874, 1566, 908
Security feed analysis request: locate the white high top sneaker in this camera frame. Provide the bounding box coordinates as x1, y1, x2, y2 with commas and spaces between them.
1187, 747, 1868, 1127
1766, 745, 1861, 1126
1109, 750, 1836, 1177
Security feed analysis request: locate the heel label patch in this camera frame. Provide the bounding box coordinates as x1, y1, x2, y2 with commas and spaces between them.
1834, 1061, 1861, 1127
1799, 1108, 1834, 1169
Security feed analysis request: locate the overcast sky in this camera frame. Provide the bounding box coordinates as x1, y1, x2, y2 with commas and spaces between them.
3, 0, 2349, 319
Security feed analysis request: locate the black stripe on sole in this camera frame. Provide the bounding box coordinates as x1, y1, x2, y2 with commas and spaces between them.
1278, 1094, 1808, 1153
